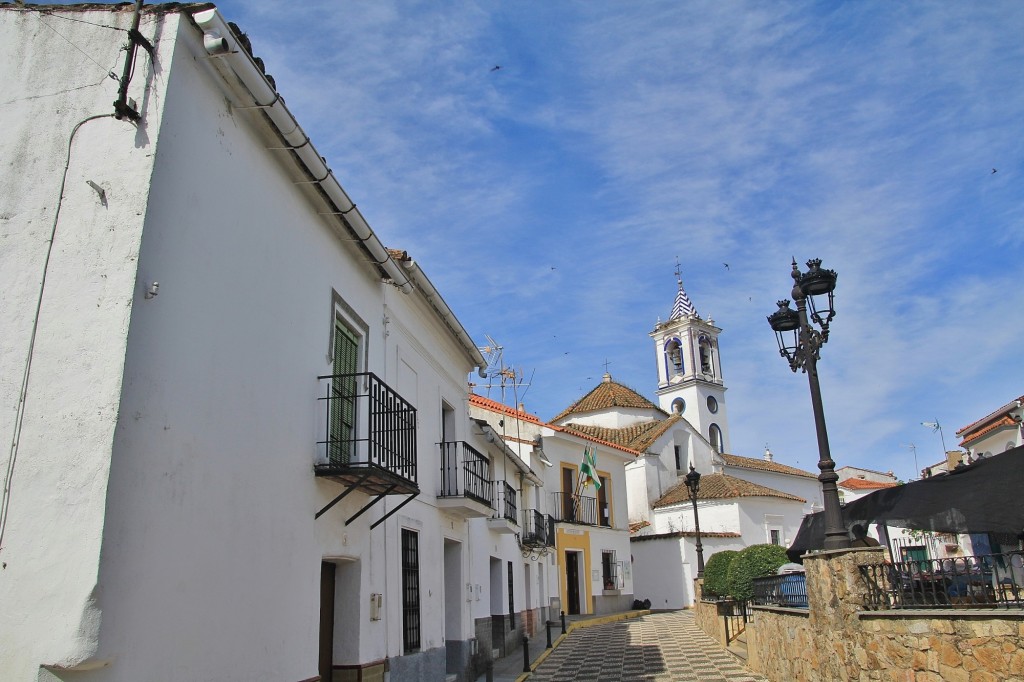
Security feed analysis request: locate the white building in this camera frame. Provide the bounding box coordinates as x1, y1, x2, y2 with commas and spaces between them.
547, 275, 823, 608
955, 393, 1024, 460
470, 394, 636, 619
0, 5, 511, 681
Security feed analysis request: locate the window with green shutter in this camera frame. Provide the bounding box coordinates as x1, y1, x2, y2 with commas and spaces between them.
329, 321, 359, 464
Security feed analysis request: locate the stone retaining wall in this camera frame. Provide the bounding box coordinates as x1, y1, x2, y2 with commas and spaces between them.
693, 580, 729, 647
731, 548, 1024, 681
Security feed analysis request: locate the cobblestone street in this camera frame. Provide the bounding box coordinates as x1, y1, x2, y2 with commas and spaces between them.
525, 611, 767, 682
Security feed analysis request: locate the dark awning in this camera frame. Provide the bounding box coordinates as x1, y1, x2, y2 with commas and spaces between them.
788, 446, 1024, 561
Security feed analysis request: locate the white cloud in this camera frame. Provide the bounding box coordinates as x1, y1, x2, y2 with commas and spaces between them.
211, 0, 1024, 477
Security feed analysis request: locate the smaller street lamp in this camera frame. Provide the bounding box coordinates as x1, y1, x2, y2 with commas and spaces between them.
683, 465, 705, 578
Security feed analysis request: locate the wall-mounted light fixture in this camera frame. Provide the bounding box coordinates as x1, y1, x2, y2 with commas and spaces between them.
144, 281, 159, 299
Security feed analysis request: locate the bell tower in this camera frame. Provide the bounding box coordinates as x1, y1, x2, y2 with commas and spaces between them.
651, 265, 730, 453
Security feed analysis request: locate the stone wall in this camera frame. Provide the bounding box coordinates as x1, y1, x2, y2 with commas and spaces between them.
693, 579, 730, 647
737, 548, 1024, 681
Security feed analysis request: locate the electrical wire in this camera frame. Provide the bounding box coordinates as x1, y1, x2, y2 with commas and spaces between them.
0, 113, 115, 556
38, 10, 123, 31
38, 17, 118, 79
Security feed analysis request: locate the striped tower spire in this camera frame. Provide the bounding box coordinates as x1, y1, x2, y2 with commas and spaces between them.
670, 262, 697, 320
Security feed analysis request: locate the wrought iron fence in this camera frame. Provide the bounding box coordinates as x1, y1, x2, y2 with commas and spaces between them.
752, 573, 808, 608
549, 492, 598, 526
316, 372, 417, 482
497, 481, 517, 523
860, 552, 1024, 610
521, 509, 553, 548
438, 441, 493, 506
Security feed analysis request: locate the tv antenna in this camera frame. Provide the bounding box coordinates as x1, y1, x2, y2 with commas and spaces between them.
901, 443, 919, 479
475, 335, 533, 402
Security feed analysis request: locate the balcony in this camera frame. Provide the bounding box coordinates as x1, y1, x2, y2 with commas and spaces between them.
520, 509, 556, 550
437, 441, 494, 518
486, 481, 519, 534
549, 492, 598, 526
314, 373, 418, 527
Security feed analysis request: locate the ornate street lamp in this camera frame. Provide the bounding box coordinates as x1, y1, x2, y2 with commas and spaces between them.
683, 465, 705, 578
767, 258, 849, 550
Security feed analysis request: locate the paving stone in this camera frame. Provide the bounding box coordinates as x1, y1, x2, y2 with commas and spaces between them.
524, 611, 768, 681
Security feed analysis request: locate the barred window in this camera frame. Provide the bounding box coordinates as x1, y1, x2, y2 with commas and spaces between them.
507, 560, 515, 630
401, 529, 420, 652
602, 551, 617, 590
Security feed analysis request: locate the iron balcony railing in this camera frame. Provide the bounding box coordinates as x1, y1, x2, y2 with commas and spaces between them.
752, 573, 809, 608
549, 492, 598, 526
315, 372, 417, 484
521, 509, 555, 548
438, 441, 493, 506
860, 552, 1024, 610
497, 481, 517, 524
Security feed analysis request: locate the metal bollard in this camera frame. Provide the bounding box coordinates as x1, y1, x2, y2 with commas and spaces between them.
560, 610, 566, 634
546, 619, 552, 648
522, 635, 530, 673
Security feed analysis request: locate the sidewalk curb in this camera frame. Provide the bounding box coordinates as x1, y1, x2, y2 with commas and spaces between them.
513, 610, 650, 682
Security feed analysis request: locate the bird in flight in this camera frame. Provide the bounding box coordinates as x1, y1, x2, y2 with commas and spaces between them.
491, 65, 502, 72
992, 168, 998, 174
723, 263, 730, 270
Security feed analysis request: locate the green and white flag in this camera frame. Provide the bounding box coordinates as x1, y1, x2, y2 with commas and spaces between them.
580, 446, 601, 489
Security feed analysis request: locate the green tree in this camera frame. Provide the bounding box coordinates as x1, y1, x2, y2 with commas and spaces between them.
726, 544, 789, 601
701, 550, 739, 599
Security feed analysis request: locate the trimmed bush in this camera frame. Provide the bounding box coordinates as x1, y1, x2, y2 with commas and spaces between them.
726, 544, 789, 601
701, 550, 739, 598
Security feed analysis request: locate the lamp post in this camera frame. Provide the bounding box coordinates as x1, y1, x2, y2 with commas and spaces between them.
683, 465, 705, 578
767, 258, 849, 550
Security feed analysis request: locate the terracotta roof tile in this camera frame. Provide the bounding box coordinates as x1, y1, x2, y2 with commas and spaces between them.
631, 530, 742, 541
629, 520, 651, 534
958, 415, 1017, 447
652, 473, 805, 508
558, 415, 683, 452
544, 423, 640, 457
720, 453, 817, 479
839, 478, 899, 491
551, 376, 665, 422
468, 393, 543, 424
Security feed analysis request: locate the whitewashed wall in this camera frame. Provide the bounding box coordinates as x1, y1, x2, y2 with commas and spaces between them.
630, 537, 687, 609
652, 500, 740, 536
734, 498, 806, 549
724, 465, 823, 516
1, 7, 482, 682
0, 9, 179, 680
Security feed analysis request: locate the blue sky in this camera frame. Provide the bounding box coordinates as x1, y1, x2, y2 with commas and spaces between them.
58, 1, 1024, 480
212, 1, 1023, 481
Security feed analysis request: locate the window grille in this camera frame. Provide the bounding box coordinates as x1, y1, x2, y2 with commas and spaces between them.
602, 551, 618, 590
507, 561, 515, 630
401, 529, 420, 652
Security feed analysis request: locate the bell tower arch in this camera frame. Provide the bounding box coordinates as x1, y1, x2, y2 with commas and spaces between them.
651, 266, 730, 452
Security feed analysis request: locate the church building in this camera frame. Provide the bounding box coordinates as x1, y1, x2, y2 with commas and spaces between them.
552, 272, 822, 609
